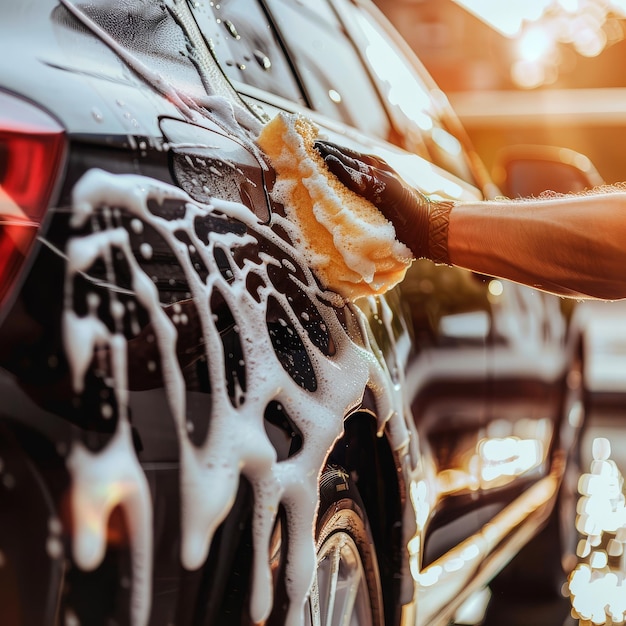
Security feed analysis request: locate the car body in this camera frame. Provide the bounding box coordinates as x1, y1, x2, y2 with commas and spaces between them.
576, 300, 626, 408
0, 1, 589, 625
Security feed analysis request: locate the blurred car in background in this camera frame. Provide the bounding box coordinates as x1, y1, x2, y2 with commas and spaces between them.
579, 300, 626, 408
0, 0, 599, 625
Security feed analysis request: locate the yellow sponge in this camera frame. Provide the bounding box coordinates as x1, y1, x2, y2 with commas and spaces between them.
257, 112, 412, 300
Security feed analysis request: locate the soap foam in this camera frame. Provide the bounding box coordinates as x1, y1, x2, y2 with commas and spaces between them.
63, 169, 410, 626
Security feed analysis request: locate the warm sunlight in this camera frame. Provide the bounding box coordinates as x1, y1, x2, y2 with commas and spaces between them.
453, 0, 626, 86
452, 0, 550, 36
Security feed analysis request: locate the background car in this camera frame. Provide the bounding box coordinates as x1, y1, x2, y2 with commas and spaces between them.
0, 1, 594, 625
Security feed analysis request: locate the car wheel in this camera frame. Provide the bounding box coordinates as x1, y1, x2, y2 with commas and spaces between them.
305, 466, 385, 626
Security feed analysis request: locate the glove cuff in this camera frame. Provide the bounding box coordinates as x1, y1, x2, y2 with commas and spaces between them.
428, 201, 455, 265
411, 190, 431, 259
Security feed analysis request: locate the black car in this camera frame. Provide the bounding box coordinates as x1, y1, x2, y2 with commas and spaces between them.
0, 1, 592, 625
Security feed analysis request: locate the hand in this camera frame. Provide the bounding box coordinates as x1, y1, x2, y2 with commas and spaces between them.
314, 140, 430, 258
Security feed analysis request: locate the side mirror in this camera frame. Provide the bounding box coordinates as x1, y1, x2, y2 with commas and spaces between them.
491, 144, 605, 198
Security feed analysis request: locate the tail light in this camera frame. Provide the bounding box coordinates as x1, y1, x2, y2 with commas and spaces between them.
0, 91, 66, 307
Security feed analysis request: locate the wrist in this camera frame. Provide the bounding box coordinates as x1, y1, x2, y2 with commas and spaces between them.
427, 201, 455, 265
410, 189, 431, 259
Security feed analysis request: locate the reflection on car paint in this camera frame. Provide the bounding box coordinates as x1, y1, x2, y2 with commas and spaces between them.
409, 473, 558, 625
0, 0, 592, 624
49, 7, 416, 620
478, 435, 543, 483
60, 0, 265, 138
568, 437, 626, 624
62, 168, 410, 626
400, 416, 555, 625
435, 433, 547, 495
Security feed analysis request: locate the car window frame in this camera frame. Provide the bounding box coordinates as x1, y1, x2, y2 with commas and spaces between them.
330, 0, 484, 189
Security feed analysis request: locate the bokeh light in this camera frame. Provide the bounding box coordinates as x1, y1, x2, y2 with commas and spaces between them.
567, 437, 626, 625
453, 0, 626, 87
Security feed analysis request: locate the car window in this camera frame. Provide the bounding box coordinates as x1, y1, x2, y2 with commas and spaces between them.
264, 0, 392, 140
335, 0, 478, 186
60, 0, 211, 101
189, 0, 305, 105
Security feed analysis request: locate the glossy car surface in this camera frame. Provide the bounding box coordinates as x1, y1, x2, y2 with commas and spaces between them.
0, 1, 587, 625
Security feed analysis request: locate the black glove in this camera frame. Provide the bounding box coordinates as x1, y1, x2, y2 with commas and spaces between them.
314, 140, 431, 259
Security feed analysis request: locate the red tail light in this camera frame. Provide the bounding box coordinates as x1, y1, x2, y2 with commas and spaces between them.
0, 92, 66, 306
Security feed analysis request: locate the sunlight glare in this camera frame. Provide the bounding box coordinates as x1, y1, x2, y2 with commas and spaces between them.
518, 26, 556, 62
452, 0, 551, 36
558, 0, 580, 11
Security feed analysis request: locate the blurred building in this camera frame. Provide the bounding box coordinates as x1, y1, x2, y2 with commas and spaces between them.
373, 0, 626, 183
373, 0, 513, 92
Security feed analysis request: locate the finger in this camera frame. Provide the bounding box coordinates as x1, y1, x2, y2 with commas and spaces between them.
324, 154, 381, 199
314, 140, 393, 173
314, 140, 362, 163
319, 145, 366, 178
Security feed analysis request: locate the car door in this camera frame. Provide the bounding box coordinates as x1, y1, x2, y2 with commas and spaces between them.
254, 0, 499, 604
328, 0, 494, 534
487, 280, 569, 486
2, 2, 325, 623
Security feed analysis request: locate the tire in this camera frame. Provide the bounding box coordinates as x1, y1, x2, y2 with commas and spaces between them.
0, 426, 64, 626
305, 466, 385, 626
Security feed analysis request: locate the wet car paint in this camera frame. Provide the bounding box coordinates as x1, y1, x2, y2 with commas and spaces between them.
0, 1, 587, 625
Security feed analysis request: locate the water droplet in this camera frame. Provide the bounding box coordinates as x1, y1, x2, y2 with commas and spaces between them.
111, 300, 125, 320
224, 20, 240, 40
46, 537, 63, 559
65, 610, 80, 626
254, 50, 271, 70
49, 517, 62, 534
140, 243, 153, 259
328, 89, 342, 103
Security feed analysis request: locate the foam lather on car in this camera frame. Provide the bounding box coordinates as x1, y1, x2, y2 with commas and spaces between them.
257, 112, 412, 300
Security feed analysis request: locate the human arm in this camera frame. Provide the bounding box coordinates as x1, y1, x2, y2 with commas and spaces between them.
448, 193, 626, 300
314, 141, 626, 301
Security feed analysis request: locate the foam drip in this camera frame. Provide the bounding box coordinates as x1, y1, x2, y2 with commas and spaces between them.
63, 169, 409, 626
